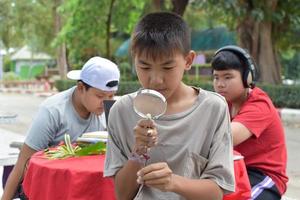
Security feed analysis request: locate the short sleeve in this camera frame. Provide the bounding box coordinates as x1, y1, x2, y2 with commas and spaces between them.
104, 101, 129, 177
25, 106, 58, 150
200, 105, 235, 194
233, 99, 272, 138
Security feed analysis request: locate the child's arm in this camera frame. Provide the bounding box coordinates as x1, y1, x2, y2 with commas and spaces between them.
137, 162, 223, 200
2, 144, 37, 200
113, 118, 158, 200
231, 121, 252, 146
114, 161, 142, 200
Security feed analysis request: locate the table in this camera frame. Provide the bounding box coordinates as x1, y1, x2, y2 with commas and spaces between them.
22, 151, 116, 200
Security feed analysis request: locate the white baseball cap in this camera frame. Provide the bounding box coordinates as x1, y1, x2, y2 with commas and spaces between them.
67, 56, 120, 92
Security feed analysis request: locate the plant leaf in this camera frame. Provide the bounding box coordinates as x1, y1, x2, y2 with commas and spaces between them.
75, 142, 106, 156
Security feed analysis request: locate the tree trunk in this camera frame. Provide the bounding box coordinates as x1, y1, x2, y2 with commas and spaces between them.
152, 0, 164, 11
257, 21, 281, 84
171, 0, 189, 16
106, 0, 116, 59
237, 0, 281, 84
54, 0, 68, 79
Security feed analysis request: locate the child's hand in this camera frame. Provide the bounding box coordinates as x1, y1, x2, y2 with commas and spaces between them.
137, 162, 173, 192
133, 118, 158, 155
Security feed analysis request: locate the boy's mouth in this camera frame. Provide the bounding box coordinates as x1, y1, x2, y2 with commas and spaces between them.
218, 91, 227, 96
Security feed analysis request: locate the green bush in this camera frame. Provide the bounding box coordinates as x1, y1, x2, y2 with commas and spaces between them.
53, 79, 300, 108
3, 57, 15, 72
259, 84, 300, 108
54, 80, 140, 94
54, 79, 77, 91
116, 81, 141, 95
2, 72, 21, 81
185, 80, 300, 109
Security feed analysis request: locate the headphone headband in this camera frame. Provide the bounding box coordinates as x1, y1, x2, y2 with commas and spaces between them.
214, 45, 257, 88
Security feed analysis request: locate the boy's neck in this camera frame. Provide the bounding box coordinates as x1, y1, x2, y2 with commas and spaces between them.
72, 89, 90, 119
231, 88, 251, 117
165, 83, 198, 115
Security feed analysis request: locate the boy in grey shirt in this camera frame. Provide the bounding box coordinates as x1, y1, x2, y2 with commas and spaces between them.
2, 56, 120, 200
104, 12, 234, 200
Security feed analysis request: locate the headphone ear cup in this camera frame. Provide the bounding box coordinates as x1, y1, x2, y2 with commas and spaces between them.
243, 69, 253, 88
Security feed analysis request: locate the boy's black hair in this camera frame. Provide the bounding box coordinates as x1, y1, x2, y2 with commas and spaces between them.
211, 51, 245, 76
131, 12, 191, 60
78, 80, 91, 90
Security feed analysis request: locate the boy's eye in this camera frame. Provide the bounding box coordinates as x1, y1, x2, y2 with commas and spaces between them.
138, 66, 150, 70
163, 66, 174, 70
107, 94, 114, 99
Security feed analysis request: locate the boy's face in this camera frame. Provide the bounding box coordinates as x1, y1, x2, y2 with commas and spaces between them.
213, 69, 246, 103
78, 84, 115, 116
134, 51, 194, 100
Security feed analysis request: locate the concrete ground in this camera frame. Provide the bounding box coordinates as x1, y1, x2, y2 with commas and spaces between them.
0, 92, 299, 199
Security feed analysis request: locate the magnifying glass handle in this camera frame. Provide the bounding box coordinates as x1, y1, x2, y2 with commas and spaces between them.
142, 113, 153, 163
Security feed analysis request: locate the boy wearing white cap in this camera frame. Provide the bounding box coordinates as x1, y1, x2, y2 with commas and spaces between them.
2, 56, 120, 200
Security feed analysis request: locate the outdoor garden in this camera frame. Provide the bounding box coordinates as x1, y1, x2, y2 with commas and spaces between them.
1, 0, 300, 108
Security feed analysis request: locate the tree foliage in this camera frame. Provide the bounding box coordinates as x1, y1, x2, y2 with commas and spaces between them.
193, 0, 300, 51
192, 0, 300, 84
55, 0, 145, 64
0, 0, 55, 55
1, 0, 299, 82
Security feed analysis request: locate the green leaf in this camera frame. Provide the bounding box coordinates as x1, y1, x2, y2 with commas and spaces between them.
75, 142, 106, 156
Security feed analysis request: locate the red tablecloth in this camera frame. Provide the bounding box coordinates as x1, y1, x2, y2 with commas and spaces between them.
223, 151, 251, 200
22, 151, 115, 200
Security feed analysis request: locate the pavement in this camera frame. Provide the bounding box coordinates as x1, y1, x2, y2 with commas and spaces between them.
0, 89, 300, 199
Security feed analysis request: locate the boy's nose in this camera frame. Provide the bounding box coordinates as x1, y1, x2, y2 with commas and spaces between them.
149, 72, 163, 85
216, 80, 226, 88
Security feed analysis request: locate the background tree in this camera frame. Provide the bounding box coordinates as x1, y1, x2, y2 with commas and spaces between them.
53, 0, 68, 79
56, 0, 145, 65
2, 0, 299, 82
149, 0, 189, 16
193, 0, 300, 84
0, 0, 67, 77
0, 0, 20, 52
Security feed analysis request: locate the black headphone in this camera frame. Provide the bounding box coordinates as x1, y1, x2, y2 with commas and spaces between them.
214, 45, 257, 88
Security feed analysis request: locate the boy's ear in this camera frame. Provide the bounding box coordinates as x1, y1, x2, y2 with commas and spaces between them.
184, 50, 196, 70
77, 81, 85, 93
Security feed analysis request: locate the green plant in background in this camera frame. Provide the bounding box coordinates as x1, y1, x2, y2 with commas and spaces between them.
3, 56, 15, 72
54, 79, 76, 91
2, 72, 20, 81
281, 51, 300, 81
259, 84, 300, 109
119, 62, 131, 80
116, 81, 140, 95
54, 78, 300, 109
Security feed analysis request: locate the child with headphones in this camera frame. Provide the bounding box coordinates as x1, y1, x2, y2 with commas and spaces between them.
211, 45, 288, 200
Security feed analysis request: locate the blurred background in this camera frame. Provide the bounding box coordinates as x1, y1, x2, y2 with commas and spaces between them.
0, 0, 300, 106
0, 1, 300, 199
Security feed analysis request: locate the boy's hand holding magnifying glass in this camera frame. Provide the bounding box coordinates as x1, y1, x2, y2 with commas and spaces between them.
133, 114, 158, 158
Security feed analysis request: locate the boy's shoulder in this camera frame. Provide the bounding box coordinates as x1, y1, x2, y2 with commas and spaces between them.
199, 88, 228, 105
41, 86, 75, 109
249, 87, 273, 105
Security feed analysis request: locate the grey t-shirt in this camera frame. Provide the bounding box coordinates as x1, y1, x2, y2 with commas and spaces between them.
25, 86, 106, 151
104, 88, 235, 199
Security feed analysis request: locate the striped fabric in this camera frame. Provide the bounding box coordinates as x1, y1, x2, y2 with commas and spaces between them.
251, 176, 275, 199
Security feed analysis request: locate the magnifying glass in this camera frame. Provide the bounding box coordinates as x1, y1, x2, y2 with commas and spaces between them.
133, 89, 167, 196
133, 89, 167, 120
133, 89, 167, 162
